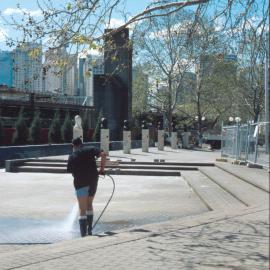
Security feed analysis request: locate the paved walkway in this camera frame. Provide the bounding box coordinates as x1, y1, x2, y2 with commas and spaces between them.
0, 147, 269, 270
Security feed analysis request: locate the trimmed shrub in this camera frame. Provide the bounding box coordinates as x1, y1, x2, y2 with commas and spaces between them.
61, 112, 73, 143
92, 109, 103, 142
48, 111, 62, 143
29, 111, 41, 144
0, 118, 3, 145
82, 112, 89, 142
12, 108, 29, 145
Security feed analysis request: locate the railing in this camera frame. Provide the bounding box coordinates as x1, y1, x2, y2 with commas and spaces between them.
221, 122, 269, 168
0, 90, 94, 107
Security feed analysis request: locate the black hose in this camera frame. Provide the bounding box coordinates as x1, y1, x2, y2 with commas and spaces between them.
92, 174, 115, 231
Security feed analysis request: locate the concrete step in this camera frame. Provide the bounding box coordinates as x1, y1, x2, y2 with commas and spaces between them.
199, 167, 269, 207
215, 162, 269, 193
182, 171, 246, 211
16, 166, 67, 173
106, 169, 181, 176
24, 162, 67, 167
26, 158, 67, 163
27, 159, 214, 166
119, 161, 215, 166
16, 166, 181, 176
22, 162, 197, 171
106, 165, 196, 171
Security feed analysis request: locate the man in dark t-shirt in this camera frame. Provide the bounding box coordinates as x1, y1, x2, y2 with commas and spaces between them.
67, 137, 106, 237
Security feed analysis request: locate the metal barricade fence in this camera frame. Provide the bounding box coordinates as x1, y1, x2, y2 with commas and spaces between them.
247, 122, 269, 168
221, 125, 238, 158
238, 124, 249, 161
222, 122, 269, 168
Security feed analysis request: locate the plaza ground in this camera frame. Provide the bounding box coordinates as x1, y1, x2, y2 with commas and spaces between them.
0, 147, 268, 269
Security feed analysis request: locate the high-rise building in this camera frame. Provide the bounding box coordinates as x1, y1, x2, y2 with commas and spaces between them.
13, 42, 42, 92
78, 57, 86, 96
44, 48, 78, 96
78, 54, 103, 104
65, 54, 78, 96
43, 48, 64, 94
199, 53, 237, 76
0, 51, 13, 87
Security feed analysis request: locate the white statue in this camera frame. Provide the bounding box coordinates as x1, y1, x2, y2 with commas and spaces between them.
73, 115, 83, 142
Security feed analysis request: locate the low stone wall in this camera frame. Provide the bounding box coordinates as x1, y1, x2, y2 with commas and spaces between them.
0, 140, 142, 168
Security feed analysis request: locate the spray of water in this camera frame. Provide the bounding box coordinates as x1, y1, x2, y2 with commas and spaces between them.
63, 203, 78, 232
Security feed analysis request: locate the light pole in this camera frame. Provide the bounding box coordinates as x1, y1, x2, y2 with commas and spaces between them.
235, 117, 241, 123
265, 32, 269, 154
234, 117, 241, 160
195, 115, 205, 147
229, 116, 234, 125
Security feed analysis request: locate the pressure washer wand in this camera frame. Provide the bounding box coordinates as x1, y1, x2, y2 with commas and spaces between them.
92, 174, 115, 231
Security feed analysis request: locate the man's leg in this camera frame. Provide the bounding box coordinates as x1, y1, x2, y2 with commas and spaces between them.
86, 196, 94, 235
76, 187, 90, 237
87, 177, 98, 235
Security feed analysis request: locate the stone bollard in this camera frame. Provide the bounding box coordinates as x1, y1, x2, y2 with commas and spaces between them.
157, 121, 164, 151
171, 132, 178, 149
123, 120, 131, 154
182, 132, 191, 149
100, 118, 109, 155
141, 121, 149, 152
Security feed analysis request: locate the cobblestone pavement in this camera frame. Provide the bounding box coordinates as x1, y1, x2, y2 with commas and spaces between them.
0, 148, 269, 269
0, 207, 268, 270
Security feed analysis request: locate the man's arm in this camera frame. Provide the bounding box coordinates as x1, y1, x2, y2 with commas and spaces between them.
99, 151, 107, 175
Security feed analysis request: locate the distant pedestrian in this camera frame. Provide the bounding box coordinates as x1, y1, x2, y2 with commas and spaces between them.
67, 137, 106, 237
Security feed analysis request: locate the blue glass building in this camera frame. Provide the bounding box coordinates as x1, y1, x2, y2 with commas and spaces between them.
0, 51, 13, 87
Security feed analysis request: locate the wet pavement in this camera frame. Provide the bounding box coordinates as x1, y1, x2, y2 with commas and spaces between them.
0, 170, 208, 245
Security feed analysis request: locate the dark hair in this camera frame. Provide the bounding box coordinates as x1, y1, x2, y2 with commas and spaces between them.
72, 137, 83, 146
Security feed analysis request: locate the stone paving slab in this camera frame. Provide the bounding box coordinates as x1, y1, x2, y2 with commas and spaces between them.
181, 171, 246, 211
46, 147, 220, 163
199, 167, 269, 207
215, 162, 269, 192
0, 206, 268, 270
0, 148, 269, 270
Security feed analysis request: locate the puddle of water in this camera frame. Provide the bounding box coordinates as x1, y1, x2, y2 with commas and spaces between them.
0, 217, 79, 244
0, 206, 205, 244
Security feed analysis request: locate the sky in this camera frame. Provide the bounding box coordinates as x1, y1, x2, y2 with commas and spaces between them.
0, 0, 151, 50
0, 0, 267, 51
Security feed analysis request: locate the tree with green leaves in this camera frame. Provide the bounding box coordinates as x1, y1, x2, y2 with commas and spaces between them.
133, 10, 195, 133
61, 112, 73, 143
29, 111, 41, 144
236, 23, 267, 122
132, 64, 150, 116
48, 111, 62, 144
12, 108, 29, 145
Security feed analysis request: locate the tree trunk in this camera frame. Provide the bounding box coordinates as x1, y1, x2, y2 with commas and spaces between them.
196, 70, 202, 136
168, 78, 173, 134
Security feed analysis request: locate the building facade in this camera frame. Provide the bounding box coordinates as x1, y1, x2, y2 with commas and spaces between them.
43, 48, 64, 94
0, 51, 13, 87
13, 43, 42, 92
43, 48, 78, 96
78, 54, 104, 106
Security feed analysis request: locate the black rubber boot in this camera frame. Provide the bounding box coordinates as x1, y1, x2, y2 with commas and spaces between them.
79, 218, 87, 237
87, 215, 93, 235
